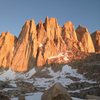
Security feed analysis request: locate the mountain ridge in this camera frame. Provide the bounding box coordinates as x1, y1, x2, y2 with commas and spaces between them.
0, 17, 100, 72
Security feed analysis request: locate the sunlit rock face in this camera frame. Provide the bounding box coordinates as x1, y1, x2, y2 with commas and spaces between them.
76, 25, 95, 53
11, 20, 38, 72
37, 17, 67, 67
0, 17, 99, 72
62, 21, 77, 41
62, 21, 81, 54
0, 32, 17, 68
91, 31, 100, 53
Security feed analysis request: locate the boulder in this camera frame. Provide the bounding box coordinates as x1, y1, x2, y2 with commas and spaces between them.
0, 92, 10, 100
18, 95, 25, 100
42, 83, 72, 100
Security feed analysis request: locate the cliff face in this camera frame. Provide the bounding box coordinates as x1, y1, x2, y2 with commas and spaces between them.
62, 21, 79, 53
91, 31, 100, 53
63, 21, 77, 41
76, 25, 95, 53
36, 17, 67, 67
0, 17, 99, 72
11, 20, 38, 72
0, 32, 17, 68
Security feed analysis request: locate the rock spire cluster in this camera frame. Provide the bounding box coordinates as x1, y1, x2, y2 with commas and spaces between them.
0, 17, 99, 72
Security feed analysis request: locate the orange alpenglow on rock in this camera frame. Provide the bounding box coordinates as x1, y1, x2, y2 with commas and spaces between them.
0, 32, 17, 68
91, 31, 100, 53
62, 21, 78, 41
11, 20, 38, 72
37, 17, 67, 67
76, 25, 95, 53
0, 17, 99, 72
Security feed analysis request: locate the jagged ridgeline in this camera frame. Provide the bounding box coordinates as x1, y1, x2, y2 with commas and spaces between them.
0, 17, 99, 72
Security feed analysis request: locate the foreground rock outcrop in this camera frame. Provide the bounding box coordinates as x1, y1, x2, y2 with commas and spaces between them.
42, 83, 72, 100
0, 17, 99, 72
0, 92, 10, 100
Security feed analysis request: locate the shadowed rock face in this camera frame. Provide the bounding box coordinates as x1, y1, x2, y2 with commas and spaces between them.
0, 17, 99, 72
91, 31, 100, 53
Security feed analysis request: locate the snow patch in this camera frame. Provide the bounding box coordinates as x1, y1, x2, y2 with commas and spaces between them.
0, 68, 16, 81
25, 92, 43, 100
48, 53, 64, 59
11, 92, 84, 100
72, 97, 85, 100
33, 65, 96, 89
64, 56, 69, 61
39, 43, 43, 47
0, 67, 36, 81
11, 92, 43, 100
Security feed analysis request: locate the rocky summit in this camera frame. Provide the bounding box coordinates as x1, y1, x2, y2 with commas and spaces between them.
0, 17, 99, 72
91, 30, 100, 53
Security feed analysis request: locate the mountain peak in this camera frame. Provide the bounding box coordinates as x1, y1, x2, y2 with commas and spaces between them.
76, 25, 89, 33
91, 31, 100, 53
63, 21, 77, 41
76, 25, 95, 52
0, 32, 17, 68
0, 17, 99, 72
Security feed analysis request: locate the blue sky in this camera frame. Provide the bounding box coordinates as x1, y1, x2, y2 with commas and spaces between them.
0, 0, 100, 36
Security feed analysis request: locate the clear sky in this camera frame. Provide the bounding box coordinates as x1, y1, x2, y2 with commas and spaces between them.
0, 0, 100, 36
